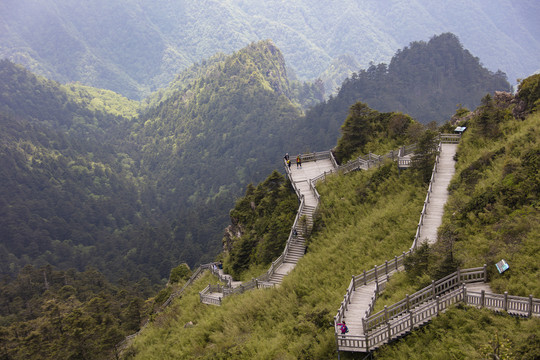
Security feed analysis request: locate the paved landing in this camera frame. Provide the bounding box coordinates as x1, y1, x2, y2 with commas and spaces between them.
340, 283, 378, 335
287, 159, 336, 207
466, 282, 493, 293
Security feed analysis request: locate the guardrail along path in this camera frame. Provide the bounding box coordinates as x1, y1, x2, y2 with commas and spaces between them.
199, 152, 336, 303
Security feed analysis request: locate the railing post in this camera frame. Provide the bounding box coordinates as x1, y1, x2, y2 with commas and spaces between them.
395, 255, 398, 271
384, 305, 388, 322
483, 264, 487, 282
432, 280, 436, 299
436, 295, 440, 315
365, 331, 370, 352
362, 318, 367, 335
385, 261, 388, 276
406, 294, 410, 312
481, 290, 485, 308
504, 291, 508, 312
363, 270, 367, 285
463, 284, 467, 305
387, 322, 391, 341
457, 268, 461, 285
528, 295, 533, 318
374, 265, 378, 281
409, 311, 414, 331
352, 275, 356, 291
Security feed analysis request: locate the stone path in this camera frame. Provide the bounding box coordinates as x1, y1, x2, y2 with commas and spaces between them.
340, 143, 459, 337
419, 143, 458, 245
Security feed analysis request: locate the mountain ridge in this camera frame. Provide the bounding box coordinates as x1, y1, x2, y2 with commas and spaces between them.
1, 0, 537, 98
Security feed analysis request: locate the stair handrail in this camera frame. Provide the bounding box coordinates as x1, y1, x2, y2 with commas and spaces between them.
336, 275, 540, 352
335, 135, 460, 350
411, 141, 442, 250
117, 261, 219, 352
165, 262, 220, 307
364, 266, 487, 332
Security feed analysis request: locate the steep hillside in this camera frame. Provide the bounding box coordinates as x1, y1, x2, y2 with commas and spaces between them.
296, 34, 511, 153
125, 76, 539, 359
1, 0, 537, 98
126, 161, 430, 359
130, 41, 322, 267
0, 41, 323, 284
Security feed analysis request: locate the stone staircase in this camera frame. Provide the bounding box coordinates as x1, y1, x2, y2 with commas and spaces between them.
199, 152, 336, 299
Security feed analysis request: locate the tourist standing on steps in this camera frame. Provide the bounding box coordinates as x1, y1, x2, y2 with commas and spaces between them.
336, 321, 348, 335
287, 159, 291, 169
296, 154, 302, 168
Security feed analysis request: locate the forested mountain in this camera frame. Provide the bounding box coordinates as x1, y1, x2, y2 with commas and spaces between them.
0, 35, 534, 358
0, 41, 321, 285
0, 60, 165, 282
125, 74, 540, 360
0, 36, 514, 285
0, 41, 318, 358
1, 0, 537, 98
301, 33, 511, 142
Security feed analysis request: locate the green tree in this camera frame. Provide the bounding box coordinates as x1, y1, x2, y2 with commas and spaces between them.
516, 73, 540, 113
169, 263, 192, 284
411, 129, 439, 183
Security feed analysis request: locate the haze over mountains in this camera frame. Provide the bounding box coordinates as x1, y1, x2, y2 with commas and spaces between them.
1, 0, 538, 99
1, 2, 539, 357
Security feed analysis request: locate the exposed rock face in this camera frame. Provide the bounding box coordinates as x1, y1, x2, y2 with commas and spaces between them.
222, 223, 244, 253
494, 91, 514, 107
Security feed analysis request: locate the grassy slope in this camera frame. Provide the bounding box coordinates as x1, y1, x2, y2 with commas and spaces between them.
126, 163, 426, 359
449, 112, 540, 296
127, 112, 539, 359
374, 112, 540, 359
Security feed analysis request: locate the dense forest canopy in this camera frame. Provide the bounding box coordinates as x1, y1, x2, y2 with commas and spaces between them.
305, 33, 511, 130
0, 35, 536, 358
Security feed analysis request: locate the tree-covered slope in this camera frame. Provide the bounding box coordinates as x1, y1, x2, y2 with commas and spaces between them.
125, 76, 540, 359
1, 0, 537, 98
0, 60, 155, 281
221, 171, 297, 280
301, 33, 511, 147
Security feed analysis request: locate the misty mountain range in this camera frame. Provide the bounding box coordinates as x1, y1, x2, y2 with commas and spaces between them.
1, 0, 538, 99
